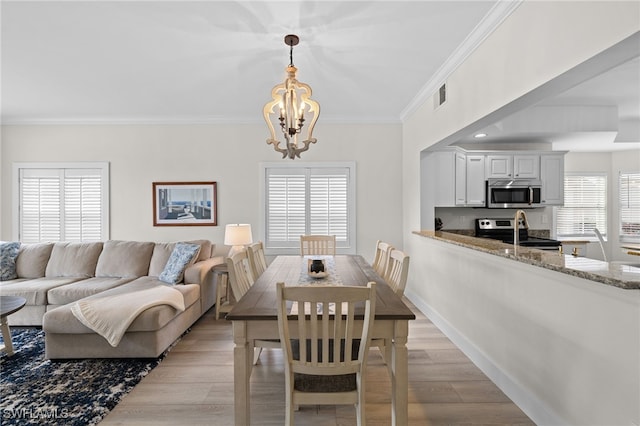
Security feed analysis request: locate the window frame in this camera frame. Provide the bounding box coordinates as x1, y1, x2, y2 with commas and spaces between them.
619, 171, 640, 243
259, 162, 356, 256
12, 162, 110, 242
556, 172, 607, 241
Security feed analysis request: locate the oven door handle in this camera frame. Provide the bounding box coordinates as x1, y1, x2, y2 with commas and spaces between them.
528, 186, 533, 205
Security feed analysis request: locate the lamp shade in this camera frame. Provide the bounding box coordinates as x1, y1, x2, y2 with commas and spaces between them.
224, 224, 253, 246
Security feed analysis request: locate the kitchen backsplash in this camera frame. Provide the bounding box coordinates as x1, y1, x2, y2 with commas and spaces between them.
435, 207, 553, 231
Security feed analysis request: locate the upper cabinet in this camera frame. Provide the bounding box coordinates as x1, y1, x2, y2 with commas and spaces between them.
430, 148, 565, 208
540, 154, 565, 205
465, 155, 486, 206
486, 154, 540, 179
432, 150, 485, 207
485, 155, 511, 178
513, 155, 540, 178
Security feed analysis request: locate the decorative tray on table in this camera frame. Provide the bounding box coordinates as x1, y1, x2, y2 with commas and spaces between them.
307, 258, 328, 279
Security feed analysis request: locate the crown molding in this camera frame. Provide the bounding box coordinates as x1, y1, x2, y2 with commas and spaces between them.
400, 0, 523, 121
0, 114, 402, 126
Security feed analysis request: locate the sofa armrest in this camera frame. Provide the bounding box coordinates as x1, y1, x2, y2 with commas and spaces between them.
184, 256, 224, 285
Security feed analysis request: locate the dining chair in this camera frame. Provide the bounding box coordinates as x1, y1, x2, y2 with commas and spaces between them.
227, 248, 280, 364
225, 249, 255, 300
385, 249, 410, 297
276, 281, 377, 426
300, 235, 336, 256
247, 241, 268, 280
372, 240, 394, 280
371, 249, 410, 364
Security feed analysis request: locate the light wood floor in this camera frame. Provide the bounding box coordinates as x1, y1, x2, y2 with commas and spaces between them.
101, 300, 535, 425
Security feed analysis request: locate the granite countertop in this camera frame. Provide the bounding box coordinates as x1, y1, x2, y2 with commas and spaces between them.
414, 230, 640, 290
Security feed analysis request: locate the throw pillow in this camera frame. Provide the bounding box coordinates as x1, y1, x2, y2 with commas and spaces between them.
0, 241, 21, 281
159, 242, 201, 285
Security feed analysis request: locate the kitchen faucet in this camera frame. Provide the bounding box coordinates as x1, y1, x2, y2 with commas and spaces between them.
514, 209, 530, 247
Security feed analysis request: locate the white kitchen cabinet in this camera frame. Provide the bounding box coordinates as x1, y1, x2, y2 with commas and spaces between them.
432, 151, 456, 207
485, 155, 512, 178
455, 152, 467, 205
540, 154, 565, 205
432, 149, 563, 208
465, 155, 486, 206
513, 155, 540, 178
432, 150, 484, 207
486, 154, 539, 179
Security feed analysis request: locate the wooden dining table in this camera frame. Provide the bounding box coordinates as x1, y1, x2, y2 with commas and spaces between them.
226, 255, 416, 425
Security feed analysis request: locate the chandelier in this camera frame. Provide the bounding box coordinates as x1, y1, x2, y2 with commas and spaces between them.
263, 34, 320, 160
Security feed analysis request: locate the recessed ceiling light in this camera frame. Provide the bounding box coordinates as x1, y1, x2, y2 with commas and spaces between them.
474, 133, 487, 138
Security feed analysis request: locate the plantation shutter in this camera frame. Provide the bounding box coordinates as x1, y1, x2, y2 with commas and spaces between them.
20, 169, 62, 243
18, 166, 107, 243
266, 170, 307, 244
264, 164, 354, 252
557, 174, 607, 238
620, 172, 640, 241
64, 169, 103, 241
309, 169, 348, 240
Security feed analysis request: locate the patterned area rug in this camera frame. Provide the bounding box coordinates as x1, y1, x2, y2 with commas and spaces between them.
0, 327, 179, 425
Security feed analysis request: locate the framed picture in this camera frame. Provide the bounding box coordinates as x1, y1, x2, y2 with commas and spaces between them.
153, 181, 217, 226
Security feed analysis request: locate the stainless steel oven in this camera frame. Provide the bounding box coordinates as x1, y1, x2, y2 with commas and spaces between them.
475, 218, 561, 251
486, 178, 542, 208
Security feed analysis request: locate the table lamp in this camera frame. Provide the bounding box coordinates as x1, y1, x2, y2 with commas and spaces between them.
224, 224, 253, 257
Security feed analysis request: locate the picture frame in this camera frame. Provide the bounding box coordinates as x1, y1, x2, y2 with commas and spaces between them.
152, 181, 217, 226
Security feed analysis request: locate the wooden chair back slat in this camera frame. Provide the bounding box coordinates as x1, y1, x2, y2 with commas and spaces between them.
300, 235, 337, 256
247, 241, 268, 280
226, 250, 254, 300
385, 249, 410, 296
372, 240, 394, 280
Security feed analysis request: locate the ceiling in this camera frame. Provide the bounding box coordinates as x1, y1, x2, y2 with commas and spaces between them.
2, 1, 639, 152
455, 55, 640, 152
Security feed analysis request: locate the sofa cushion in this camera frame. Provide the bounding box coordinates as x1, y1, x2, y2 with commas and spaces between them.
43, 277, 200, 334
148, 242, 176, 277
0, 277, 84, 305
16, 242, 54, 278
0, 241, 21, 280
187, 239, 213, 262
45, 242, 103, 278
47, 277, 135, 305
159, 243, 201, 285
95, 240, 155, 278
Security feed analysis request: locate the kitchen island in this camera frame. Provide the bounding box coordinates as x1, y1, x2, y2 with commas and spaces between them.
414, 230, 640, 289
407, 230, 640, 426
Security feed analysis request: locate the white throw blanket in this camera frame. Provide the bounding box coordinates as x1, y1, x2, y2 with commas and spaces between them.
71, 284, 185, 347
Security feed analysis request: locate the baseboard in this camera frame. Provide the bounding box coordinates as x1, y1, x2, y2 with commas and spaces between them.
405, 289, 566, 426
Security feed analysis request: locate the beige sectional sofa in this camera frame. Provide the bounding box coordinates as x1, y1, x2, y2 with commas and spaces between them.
0, 239, 224, 359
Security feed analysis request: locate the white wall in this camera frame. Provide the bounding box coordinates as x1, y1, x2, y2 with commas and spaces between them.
0, 123, 404, 259
403, 1, 640, 425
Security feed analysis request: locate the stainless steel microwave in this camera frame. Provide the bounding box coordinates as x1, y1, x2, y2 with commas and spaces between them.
486, 178, 542, 208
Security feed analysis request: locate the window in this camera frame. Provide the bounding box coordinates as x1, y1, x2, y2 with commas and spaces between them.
261, 162, 356, 254
13, 163, 109, 243
557, 173, 606, 239
620, 172, 640, 242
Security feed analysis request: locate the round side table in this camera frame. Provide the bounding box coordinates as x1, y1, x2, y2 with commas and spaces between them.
0, 295, 27, 356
